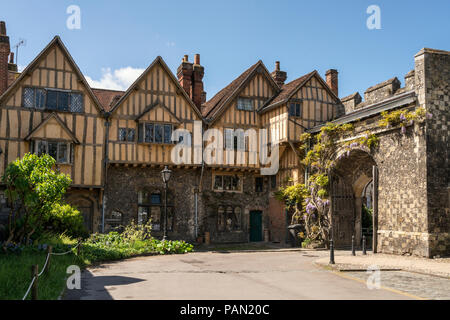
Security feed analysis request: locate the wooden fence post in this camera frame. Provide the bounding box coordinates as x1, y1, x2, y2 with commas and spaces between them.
77, 239, 82, 256
31, 265, 38, 300
46, 246, 52, 273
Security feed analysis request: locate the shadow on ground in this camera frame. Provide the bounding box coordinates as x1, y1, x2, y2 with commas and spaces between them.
64, 269, 145, 300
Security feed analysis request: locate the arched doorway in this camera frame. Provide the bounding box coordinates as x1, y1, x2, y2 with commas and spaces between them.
331, 149, 378, 249
69, 197, 94, 233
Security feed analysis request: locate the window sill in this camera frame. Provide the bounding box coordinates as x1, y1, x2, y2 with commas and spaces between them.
23, 107, 84, 114
138, 142, 176, 146
213, 189, 243, 194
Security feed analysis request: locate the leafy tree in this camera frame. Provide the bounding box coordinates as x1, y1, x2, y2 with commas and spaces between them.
1, 153, 72, 250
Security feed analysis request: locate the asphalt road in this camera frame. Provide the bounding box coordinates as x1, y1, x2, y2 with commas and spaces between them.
64, 250, 414, 300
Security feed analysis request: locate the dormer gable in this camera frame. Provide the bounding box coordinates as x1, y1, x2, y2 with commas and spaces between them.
203, 60, 280, 124
109, 56, 202, 121
136, 100, 181, 124
0, 36, 103, 114
24, 113, 80, 143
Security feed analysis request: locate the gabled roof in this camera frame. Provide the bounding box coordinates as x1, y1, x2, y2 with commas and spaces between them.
202, 60, 280, 123
109, 56, 203, 119
92, 88, 125, 112
135, 100, 181, 124
259, 70, 341, 113
0, 36, 104, 114
24, 113, 80, 144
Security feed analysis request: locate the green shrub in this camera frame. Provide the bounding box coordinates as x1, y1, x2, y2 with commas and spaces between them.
43, 204, 88, 238
301, 238, 312, 248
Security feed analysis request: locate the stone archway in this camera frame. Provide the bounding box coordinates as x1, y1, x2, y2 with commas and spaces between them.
331, 148, 378, 248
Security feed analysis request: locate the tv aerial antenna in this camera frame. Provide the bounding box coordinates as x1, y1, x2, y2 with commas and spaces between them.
13, 38, 26, 66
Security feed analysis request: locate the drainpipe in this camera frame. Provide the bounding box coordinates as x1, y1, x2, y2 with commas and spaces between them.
194, 189, 198, 239
101, 113, 111, 234
195, 160, 206, 239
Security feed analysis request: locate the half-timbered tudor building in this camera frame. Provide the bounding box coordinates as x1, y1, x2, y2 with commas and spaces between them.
0, 22, 342, 242
1, 22, 448, 256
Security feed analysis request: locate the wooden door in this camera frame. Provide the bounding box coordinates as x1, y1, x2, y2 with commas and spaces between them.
250, 210, 263, 242
331, 175, 355, 248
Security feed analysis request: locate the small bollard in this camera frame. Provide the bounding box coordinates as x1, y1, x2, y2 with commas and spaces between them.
31, 264, 38, 300
351, 235, 356, 256
329, 239, 335, 265
362, 236, 367, 255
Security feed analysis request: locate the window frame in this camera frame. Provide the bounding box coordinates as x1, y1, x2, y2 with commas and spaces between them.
217, 206, 243, 232
138, 122, 175, 145
289, 101, 302, 117
118, 127, 136, 143
22, 86, 84, 113
255, 177, 264, 193
137, 191, 174, 231
33, 140, 73, 164
236, 97, 254, 111
212, 174, 243, 193
224, 128, 247, 151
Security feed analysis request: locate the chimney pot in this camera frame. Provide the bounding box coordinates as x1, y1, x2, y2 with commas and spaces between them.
271, 61, 287, 87
9, 52, 14, 64
194, 54, 200, 65
0, 21, 10, 96
183, 54, 189, 62
0, 21, 6, 36
275, 61, 280, 71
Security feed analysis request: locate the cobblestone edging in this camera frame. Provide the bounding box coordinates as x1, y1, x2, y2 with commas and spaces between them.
314, 253, 450, 278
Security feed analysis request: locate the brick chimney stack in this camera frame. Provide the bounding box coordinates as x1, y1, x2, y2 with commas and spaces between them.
177, 55, 193, 97
192, 54, 206, 108
326, 69, 339, 97
271, 61, 287, 87
9, 52, 17, 72
177, 54, 206, 109
0, 21, 11, 96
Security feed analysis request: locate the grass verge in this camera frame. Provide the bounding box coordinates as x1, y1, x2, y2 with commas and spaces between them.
0, 233, 193, 300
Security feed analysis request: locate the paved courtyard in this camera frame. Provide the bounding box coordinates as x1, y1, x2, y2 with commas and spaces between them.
62, 250, 448, 300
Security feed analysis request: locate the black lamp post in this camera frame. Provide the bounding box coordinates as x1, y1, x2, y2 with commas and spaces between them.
161, 166, 172, 241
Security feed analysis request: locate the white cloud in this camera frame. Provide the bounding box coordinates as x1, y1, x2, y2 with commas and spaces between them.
166, 41, 176, 47
85, 67, 145, 91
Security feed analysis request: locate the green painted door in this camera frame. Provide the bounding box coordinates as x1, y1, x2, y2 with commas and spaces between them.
250, 211, 263, 242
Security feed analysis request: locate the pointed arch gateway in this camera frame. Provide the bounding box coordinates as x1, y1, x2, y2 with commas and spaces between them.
331, 148, 378, 249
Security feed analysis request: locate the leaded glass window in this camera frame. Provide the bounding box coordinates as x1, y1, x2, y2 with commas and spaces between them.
34, 140, 72, 164
289, 102, 302, 117
213, 175, 242, 192
139, 123, 173, 144
237, 97, 254, 111
22, 87, 83, 112
217, 206, 242, 231
70, 93, 83, 113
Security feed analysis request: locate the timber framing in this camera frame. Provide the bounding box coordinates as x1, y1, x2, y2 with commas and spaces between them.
24, 112, 80, 143
0, 36, 104, 113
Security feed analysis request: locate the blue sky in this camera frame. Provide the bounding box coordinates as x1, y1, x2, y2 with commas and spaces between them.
1, 0, 449, 99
